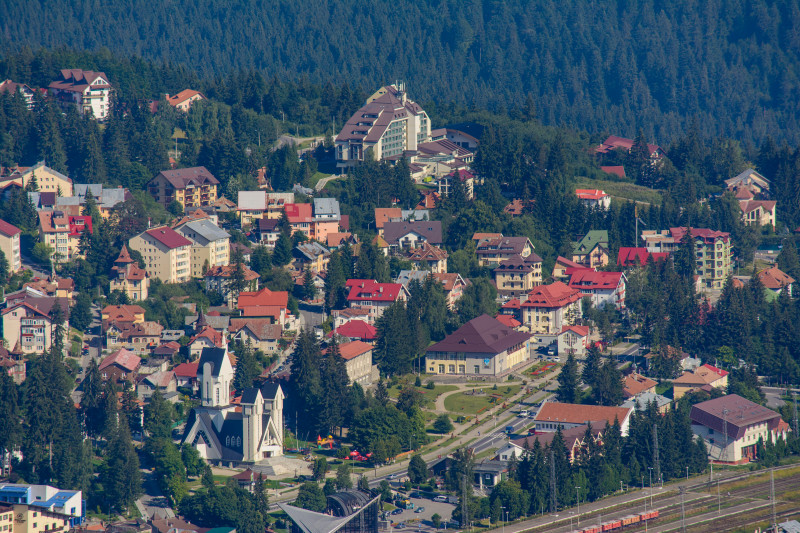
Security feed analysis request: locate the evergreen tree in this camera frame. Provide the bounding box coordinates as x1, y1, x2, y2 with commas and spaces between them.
102, 420, 142, 512
233, 340, 260, 392
581, 344, 602, 388
144, 389, 175, 439
319, 337, 351, 435
0, 249, 9, 283
302, 266, 317, 301
589, 359, 624, 406
289, 329, 323, 434
80, 359, 104, 438
273, 233, 293, 266
335, 463, 353, 490
408, 454, 428, 484
0, 370, 20, 464
556, 353, 580, 403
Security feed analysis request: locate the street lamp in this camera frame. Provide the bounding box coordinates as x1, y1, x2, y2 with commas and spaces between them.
648, 467, 654, 509
500, 506, 505, 533
575, 486, 581, 526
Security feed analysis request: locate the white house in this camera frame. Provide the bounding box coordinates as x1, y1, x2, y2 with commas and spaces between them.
557, 325, 590, 357
48, 69, 112, 120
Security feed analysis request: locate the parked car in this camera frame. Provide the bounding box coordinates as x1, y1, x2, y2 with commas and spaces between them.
415, 507, 425, 514
434, 496, 448, 503
391, 509, 404, 516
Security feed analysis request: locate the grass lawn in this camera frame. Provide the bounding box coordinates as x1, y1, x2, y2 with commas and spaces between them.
574, 178, 663, 206
655, 382, 673, 396
388, 384, 459, 407
443, 385, 521, 415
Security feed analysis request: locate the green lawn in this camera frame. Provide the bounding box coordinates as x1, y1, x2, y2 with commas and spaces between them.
655, 382, 672, 396
307, 171, 332, 189
574, 178, 663, 206
388, 384, 458, 407
443, 385, 521, 414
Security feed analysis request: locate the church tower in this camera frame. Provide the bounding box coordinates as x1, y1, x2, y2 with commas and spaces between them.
198, 347, 233, 408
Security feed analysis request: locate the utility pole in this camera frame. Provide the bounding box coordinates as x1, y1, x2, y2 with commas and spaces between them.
793, 392, 799, 436
549, 449, 557, 513
771, 469, 777, 533
652, 424, 660, 488
722, 408, 730, 464
679, 487, 686, 533
575, 486, 581, 527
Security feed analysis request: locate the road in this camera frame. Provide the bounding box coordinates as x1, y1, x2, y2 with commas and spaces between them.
299, 301, 325, 329
135, 457, 176, 520
762, 386, 799, 410
315, 174, 345, 192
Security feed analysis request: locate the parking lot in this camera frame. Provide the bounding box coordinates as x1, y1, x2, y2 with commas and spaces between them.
385, 496, 458, 530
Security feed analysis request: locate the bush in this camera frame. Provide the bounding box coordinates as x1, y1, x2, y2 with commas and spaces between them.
433, 414, 454, 434
426, 381, 435, 390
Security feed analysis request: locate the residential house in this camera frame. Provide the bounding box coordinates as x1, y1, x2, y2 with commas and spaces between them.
102, 304, 145, 325
237, 287, 290, 327
374, 207, 402, 236
293, 242, 331, 274
253, 218, 281, 248
284, 203, 313, 238
641, 227, 733, 289
312, 198, 341, 242
617, 247, 668, 267
757, 266, 794, 297
416, 189, 440, 210
437, 169, 475, 199
166, 89, 206, 111
575, 189, 611, 210
520, 281, 583, 339
601, 165, 627, 179
152, 340, 181, 360
48, 69, 112, 120
326, 232, 357, 249
188, 325, 227, 359
495, 314, 522, 329
336, 340, 377, 386
433, 272, 468, 309
38, 211, 92, 263
475, 235, 535, 267
406, 242, 448, 273
0, 219, 21, 272
107, 321, 163, 355
690, 394, 789, 464
147, 166, 219, 209
472, 460, 508, 489
129, 226, 192, 283
503, 199, 529, 217
673, 364, 729, 400
567, 269, 627, 309
184, 311, 231, 333
335, 83, 431, 169
204, 264, 260, 307
425, 314, 532, 376
109, 245, 149, 301
22, 277, 74, 300
331, 307, 373, 328
98, 349, 141, 383
498, 424, 604, 464
552, 256, 585, 281
174, 218, 230, 278
17, 162, 74, 196
0, 343, 26, 384
1, 295, 69, 354
345, 279, 409, 320
62, 184, 131, 219
0, 79, 35, 109
557, 325, 590, 357
725, 168, 770, 195
174, 361, 199, 392
533, 401, 633, 436
736, 190, 776, 229
493, 253, 543, 297
137, 370, 177, 399
622, 392, 672, 415
237, 191, 294, 227
0, 483, 84, 531
623, 373, 658, 399
595, 135, 665, 164
382, 221, 443, 251
229, 318, 282, 353
572, 230, 610, 268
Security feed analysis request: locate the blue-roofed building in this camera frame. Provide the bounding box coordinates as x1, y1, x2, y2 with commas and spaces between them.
0, 483, 84, 530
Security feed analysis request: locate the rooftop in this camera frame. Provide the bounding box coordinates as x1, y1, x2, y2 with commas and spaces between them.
535, 402, 631, 427
427, 314, 531, 355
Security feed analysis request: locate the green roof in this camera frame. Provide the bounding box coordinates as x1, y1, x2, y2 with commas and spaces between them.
573, 230, 609, 255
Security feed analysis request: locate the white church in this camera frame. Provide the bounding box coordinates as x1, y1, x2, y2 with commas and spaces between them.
182, 346, 285, 466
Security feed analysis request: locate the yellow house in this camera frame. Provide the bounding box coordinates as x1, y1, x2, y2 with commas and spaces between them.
520, 281, 583, 337
109, 245, 149, 301
16, 162, 74, 196
673, 364, 729, 400
406, 242, 448, 273
493, 253, 543, 297
146, 166, 219, 209
128, 226, 192, 284
0, 219, 22, 272
571, 230, 609, 268
425, 314, 532, 377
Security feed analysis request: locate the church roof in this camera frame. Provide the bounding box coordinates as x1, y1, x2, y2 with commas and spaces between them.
277, 504, 352, 533
197, 347, 229, 377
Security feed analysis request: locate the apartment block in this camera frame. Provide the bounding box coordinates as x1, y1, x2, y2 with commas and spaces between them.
174, 218, 230, 278
129, 226, 192, 283
37, 211, 92, 263
641, 227, 733, 289
48, 69, 112, 120
0, 220, 21, 272
147, 167, 219, 209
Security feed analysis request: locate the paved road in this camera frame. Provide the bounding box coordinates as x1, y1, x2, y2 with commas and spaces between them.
135, 459, 176, 520
315, 174, 345, 192
762, 386, 799, 410
298, 301, 325, 329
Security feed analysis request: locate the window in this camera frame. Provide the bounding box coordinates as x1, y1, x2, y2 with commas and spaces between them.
438, 364, 444, 373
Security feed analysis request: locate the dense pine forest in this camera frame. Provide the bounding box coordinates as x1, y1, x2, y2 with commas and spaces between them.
2, 0, 800, 143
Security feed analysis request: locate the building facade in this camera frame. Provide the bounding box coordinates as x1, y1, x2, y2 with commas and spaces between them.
0, 220, 21, 272
109, 245, 149, 301
48, 69, 112, 120
520, 281, 583, 338
146, 167, 219, 209
128, 226, 192, 283
174, 218, 230, 278
641, 227, 733, 289
493, 253, 543, 297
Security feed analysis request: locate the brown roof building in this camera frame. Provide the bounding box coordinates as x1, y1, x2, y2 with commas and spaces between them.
623, 373, 658, 399
146, 166, 219, 209
99, 348, 141, 383
673, 364, 729, 400
406, 242, 448, 273
757, 266, 794, 297
534, 402, 633, 436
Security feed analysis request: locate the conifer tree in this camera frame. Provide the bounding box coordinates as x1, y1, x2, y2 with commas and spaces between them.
556, 353, 580, 403
0, 370, 20, 466
102, 420, 142, 512
319, 336, 350, 435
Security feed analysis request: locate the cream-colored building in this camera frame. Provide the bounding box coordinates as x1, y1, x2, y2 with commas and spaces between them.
37, 211, 92, 264
0, 483, 83, 533
48, 69, 112, 121
641, 227, 733, 289
166, 89, 206, 111
129, 226, 192, 283
0, 220, 21, 272
493, 253, 543, 297
146, 166, 219, 210
337, 340, 377, 387
520, 281, 583, 337
673, 364, 729, 400
6, 162, 74, 196
109, 245, 149, 301
1, 296, 69, 355
174, 218, 230, 278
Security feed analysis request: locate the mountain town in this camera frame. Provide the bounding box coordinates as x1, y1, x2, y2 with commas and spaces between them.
0, 24, 800, 533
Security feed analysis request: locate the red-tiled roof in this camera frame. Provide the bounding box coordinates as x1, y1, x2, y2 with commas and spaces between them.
375, 208, 402, 229
99, 348, 141, 372
237, 287, 289, 308
229, 318, 282, 341
575, 189, 609, 200
205, 264, 260, 281
0, 219, 21, 237
427, 314, 531, 355
669, 227, 730, 244
535, 402, 631, 427
145, 226, 192, 249
757, 266, 794, 290
102, 304, 145, 323
623, 374, 657, 398
331, 320, 378, 341
617, 247, 668, 266
285, 203, 312, 223
600, 166, 627, 179
346, 279, 406, 302
522, 282, 582, 308
167, 89, 205, 107
555, 256, 585, 269
337, 340, 374, 360
560, 325, 589, 337
495, 314, 521, 328
568, 270, 623, 291
189, 326, 224, 348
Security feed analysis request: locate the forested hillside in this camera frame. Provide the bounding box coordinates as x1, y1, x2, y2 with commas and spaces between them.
2, 0, 800, 143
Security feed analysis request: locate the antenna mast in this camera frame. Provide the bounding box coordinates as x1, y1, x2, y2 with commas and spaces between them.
549, 449, 558, 513
652, 424, 660, 486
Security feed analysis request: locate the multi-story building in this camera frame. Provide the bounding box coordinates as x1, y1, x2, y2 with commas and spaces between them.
0, 220, 21, 272
557, 325, 590, 358
335, 83, 431, 169
48, 69, 112, 120
520, 281, 583, 339
204, 264, 260, 307
146, 167, 219, 209
533, 402, 633, 436
571, 230, 610, 268
128, 226, 192, 283
109, 245, 149, 301
425, 314, 532, 377
1, 296, 69, 355
493, 253, 543, 297
312, 198, 341, 242
406, 243, 448, 273
690, 394, 790, 464
673, 363, 729, 400
345, 279, 409, 320
0, 483, 84, 532
237, 191, 294, 227
567, 269, 627, 309
575, 189, 611, 210
284, 203, 313, 238
0, 80, 35, 109
37, 211, 92, 263
2, 162, 74, 196
336, 340, 377, 387
174, 218, 230, 278
475, 235, 535, 267
382, 221, 443, 251
641, 227, 733, 289
735, 189, 776, 229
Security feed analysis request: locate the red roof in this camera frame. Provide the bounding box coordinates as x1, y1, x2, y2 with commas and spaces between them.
575, 189, 609, 200
555, 256, 584, 269
332, 320, 378, 341
99, 348, 141, 372
0, 219, 21, 237
757, 266, 795, 289
337, 340, 374, 360
346, 279, 405, 302
237, 287, 289, 309
522, 282, 582, 308
145, 226, 192, 249
669, 227, 730, 244
173, 361, 199, 378
189, 325, 225, 348
495, 314, 521, 328
285, 203, 312, 223
600, 166, 627, 179
701, 363, 729, 378
568, 270, 623, 291
617, 247, 668, 266
560, 325, 589, 337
